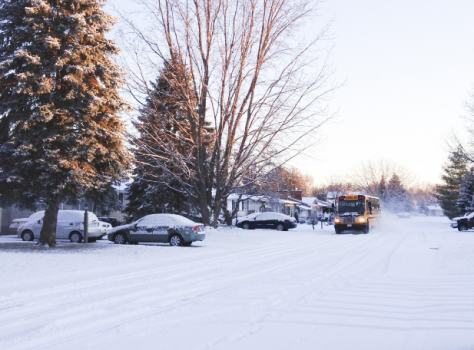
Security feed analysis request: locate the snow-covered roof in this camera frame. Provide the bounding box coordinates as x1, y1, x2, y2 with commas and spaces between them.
301, 197, 317, 205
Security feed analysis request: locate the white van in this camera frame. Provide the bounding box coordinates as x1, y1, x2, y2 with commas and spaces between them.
17, 210, 104, 243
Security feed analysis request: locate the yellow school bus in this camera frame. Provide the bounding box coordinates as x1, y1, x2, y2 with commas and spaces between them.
334, 194, 381, 234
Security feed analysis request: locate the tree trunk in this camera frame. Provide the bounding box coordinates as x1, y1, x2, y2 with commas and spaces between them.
39, 201, 60, 247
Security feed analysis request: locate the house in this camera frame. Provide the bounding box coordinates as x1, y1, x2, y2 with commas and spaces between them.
226, 189, 312, 221
302, 197, 334, 219
427, 205, 444, 216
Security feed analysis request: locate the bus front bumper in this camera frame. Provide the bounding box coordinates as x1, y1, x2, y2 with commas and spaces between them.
334, 223, 367, 231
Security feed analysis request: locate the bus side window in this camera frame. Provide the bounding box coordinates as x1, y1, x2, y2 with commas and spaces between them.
368, 201, 372, 214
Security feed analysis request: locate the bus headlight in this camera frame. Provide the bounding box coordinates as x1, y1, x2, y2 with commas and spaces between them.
335, 217, 341, 224
358, 216, 366, 223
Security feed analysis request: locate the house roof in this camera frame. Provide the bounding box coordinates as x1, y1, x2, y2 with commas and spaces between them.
301, 197, 317, 205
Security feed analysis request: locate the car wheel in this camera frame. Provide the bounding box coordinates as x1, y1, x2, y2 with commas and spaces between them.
114, 233, 128, 244
87, 238, 97, 243
335, 227, 341, 234
21, 230, 34, 241
70, 231, 83, 243
276, 223, 285, 231
458, 224, 468, 231
169, 234, 182, 246
364, 222, 370, 234
242, 222, 250, 230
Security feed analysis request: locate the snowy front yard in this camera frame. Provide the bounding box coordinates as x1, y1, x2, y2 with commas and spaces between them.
1, 216, 473, 350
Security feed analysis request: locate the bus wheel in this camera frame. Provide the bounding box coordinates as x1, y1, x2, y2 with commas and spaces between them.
364, 222, 370, 234
335, 227, 341, 234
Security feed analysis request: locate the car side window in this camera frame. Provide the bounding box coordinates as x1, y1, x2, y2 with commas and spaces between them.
139, 216, 176, 229
255, 213, 279, 220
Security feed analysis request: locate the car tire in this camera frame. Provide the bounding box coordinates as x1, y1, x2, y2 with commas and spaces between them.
335, 227, 341, 234
114, 233, 128, 244
364, 222, 370, 234
169, 234, 183, 246
183, 241, 193, 246
21, 230, 34, 241
87, 238, 97, 243
69, 231, 83, 243
276, 223, 285, 231
242, 222, 251, 230
458, 224, 468, 231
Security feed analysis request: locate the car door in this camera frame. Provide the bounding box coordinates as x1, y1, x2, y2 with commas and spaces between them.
56, 219, 74, 239
251, 213, 264, 228
56, 211, 81, 239
152, 216, 176, 243
254, 213, 273, 229
130, 216, 155, 242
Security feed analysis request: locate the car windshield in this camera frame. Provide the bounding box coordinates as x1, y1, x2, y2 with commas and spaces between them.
243, 213, 260, 220
338, 200, 365, 214
27, 211, 45, 221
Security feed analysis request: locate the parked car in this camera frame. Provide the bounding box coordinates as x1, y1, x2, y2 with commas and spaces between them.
107, 214, 205, 246
236, 212, 297, 231
98, 217, 123, 227
450, 212, 474, 231
17, 210, 104, 242
9, 212, 41, 234
99, 221, 113, 236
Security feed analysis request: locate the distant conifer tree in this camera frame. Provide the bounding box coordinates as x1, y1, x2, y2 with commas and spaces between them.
435, 147, 468, 219
457, 167, 474, 215
0, 0, 132, 246
385, 173, 412, 213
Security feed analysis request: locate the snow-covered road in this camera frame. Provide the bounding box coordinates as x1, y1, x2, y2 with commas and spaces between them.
1, 216, 473, 350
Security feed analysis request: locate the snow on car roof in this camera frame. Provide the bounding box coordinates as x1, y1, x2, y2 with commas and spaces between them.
25, 210, 98, 223
138, 214, 201, 226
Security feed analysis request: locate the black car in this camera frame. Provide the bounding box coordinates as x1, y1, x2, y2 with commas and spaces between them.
236, 212, 297, 231
450, 212, 474, 231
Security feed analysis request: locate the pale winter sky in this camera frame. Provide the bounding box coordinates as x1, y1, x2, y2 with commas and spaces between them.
107, 0, 474, 186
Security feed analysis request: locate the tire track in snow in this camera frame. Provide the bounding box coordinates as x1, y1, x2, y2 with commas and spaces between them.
0, 226, 418, 350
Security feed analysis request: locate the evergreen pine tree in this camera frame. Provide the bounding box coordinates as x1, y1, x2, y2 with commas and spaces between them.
125, 60, 211, 222
457, 167, 474, 215
386, 173, 412, 213
434, 147, 468, 219
0, 0, 132, 245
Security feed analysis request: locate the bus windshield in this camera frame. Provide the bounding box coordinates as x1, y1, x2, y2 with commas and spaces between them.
338, 200, 365, 214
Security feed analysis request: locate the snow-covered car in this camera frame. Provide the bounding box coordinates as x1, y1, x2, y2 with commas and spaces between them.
450, 212, 474, 231
8, 213, 38, 234
235, 212, 297, 231
99, 221, 113, 235
107, 214, 205, 246
17, 210, 104, 243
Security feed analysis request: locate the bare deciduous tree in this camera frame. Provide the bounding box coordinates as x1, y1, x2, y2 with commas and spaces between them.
312, 175, 352, 201
351, 160, 414, 201
119, 0, 335, 225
